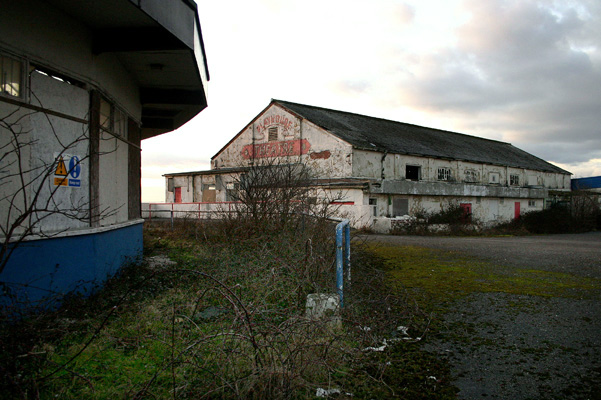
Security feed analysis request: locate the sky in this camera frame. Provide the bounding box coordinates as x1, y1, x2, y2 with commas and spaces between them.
141, 0, 601, 203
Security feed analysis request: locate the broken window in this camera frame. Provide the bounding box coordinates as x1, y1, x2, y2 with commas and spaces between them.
268, 126, 278, 141
510, 174, 520, 186
465, 170, 478, 183
437, 167, 451, 181
406, 165, 421, 181
0, 53, 23, 97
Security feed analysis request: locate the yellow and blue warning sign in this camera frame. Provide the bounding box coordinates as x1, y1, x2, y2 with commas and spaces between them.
53, 154, 82, 188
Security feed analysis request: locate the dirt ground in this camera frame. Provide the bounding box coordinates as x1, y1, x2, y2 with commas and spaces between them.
366, 232, 601, 400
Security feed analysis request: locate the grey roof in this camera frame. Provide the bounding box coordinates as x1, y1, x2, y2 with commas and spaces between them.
275, 100, 570, 174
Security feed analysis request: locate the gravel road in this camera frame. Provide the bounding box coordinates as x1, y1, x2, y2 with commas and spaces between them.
366, 232, 601, 400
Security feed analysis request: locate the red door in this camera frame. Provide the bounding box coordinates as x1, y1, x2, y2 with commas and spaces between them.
460, 203, 472, 222
514, 202, 521, 220
174, 187, 182, 203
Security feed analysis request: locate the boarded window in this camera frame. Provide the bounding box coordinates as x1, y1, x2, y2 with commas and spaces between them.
268, 126, 278, 141
406, 165, 420, 181
489, 172, 500, 184
0, 54, 23, 97
202, 184, 216, 202
392, 198, 409, 217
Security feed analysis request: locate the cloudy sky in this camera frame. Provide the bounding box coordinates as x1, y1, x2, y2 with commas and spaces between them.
141, 0, 601, 202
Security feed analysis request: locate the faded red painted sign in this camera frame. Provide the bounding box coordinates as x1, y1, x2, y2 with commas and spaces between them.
241, 139, 310, 159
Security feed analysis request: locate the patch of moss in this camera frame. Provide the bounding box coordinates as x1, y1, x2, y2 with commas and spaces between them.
363, 243, 601, 310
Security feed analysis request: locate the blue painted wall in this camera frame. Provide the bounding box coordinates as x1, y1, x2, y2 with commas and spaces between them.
1, 222, 143, 310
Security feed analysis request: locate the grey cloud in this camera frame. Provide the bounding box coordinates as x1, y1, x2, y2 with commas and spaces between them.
395, 0, 601, 165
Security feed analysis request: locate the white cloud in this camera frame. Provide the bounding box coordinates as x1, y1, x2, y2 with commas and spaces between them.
141, 0, 601, 201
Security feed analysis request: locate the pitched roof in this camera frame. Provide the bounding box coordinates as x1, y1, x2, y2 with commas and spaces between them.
274, 100, 570, 175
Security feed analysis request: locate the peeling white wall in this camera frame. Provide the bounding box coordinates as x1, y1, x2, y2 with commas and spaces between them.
212, 105, 352, 178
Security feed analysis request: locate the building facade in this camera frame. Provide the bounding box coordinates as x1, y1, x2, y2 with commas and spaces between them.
1, 0, 209, 306
163, 100, 570, 232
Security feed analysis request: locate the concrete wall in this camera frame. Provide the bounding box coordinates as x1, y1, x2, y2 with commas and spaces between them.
364, 151, 570, 190
0, 0, 140, 120
1, 1, 147, 308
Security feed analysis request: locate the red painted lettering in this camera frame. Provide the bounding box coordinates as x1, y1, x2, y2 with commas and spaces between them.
241, 139, 311, 159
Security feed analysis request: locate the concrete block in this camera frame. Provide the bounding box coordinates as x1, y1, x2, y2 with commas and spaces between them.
305, 293, 340, 320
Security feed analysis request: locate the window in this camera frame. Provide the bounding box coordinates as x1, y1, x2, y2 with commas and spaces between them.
268, 126, 278, 141
465, 170, 478, 183
225, 182, 239, 201
528, 200, 536, 207
510, 174, 520, 186
369, 198, 378, 217
406, 165, 421, 181
0, 54, 23, 97
489, 172, 500, 184
100, 97, 128, 138
437, 167, 451, 181
167, 178, 174, 192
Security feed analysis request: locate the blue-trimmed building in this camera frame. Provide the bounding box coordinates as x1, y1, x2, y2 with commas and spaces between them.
0, 0, 209, 308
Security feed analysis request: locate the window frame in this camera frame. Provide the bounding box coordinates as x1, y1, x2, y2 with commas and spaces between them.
406, 165, 421, 181
0, 52, 25, 99
100, 97, 128, 139
268, 126, 278, 141
437, 167, 451, 181
510, 174, 520, 186
464, 169, 478, 183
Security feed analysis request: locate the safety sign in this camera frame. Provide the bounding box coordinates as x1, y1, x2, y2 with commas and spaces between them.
53, 154, 82, 188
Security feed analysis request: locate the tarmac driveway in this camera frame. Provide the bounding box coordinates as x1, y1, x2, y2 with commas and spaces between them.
365, 232, 601, 400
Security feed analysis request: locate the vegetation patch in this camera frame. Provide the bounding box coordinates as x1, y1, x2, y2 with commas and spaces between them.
1, 219, 461, 399
363, 243, 601, 310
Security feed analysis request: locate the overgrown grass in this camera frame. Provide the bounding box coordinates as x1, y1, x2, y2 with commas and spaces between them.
0, 219, 459, 399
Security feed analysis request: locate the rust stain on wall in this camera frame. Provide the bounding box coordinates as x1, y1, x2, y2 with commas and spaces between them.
310, 150, 331, 160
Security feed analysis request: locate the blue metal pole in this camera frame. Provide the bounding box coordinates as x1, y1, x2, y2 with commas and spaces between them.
336, 222, 344, 307
344, 223, 351, 284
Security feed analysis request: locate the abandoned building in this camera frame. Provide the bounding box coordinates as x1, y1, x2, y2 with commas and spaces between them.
160, 100, 571, 232
0, 0, 209, 305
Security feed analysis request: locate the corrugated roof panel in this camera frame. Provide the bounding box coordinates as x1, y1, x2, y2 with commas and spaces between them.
275, 100, 569, 174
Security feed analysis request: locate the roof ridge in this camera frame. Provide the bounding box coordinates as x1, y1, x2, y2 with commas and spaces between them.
272, 99, 511, 146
